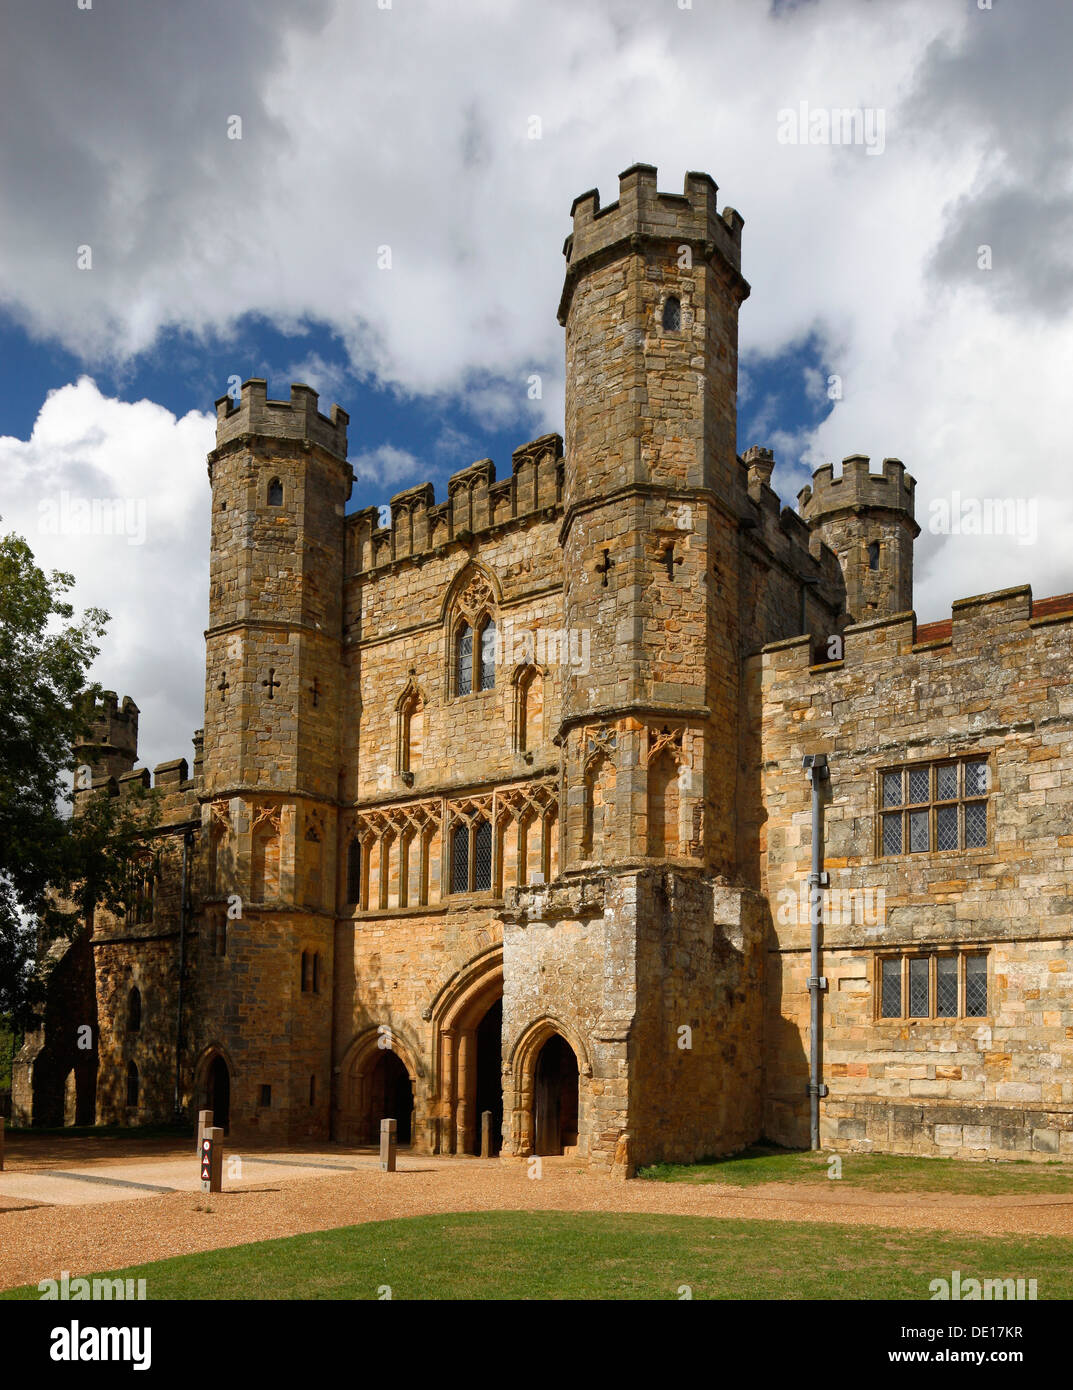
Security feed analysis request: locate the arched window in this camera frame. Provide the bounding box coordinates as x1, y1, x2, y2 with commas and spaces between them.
267, 477, 284, 507
450, 818, 492, 893
868, 540, 880, 571
457, 623, 473, 696
346, 838, 362, 906
662, 296, 681, 331
478, 620, 496, 690
126, 1061, 140, 1107
451, 823, 470, 893
474, 818, 492, 891
128, 986, 141, 1033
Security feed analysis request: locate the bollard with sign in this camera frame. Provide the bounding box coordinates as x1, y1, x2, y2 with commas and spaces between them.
196, 1109, 213, 1154
380, 1117, 397, 1172
200, 1126, 223, 1192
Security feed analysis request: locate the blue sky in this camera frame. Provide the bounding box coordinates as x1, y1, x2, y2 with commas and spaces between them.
2, 0, 1070, 771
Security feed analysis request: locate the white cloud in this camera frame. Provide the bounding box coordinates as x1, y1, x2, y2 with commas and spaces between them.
351, 444, 425, 490
0, 379, 214, 777
1, 0, 1071, 636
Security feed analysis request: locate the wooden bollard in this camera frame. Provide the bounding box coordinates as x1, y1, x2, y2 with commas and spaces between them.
480, 1109, 492, 1159
199, 1126, 223, 1193
380, 1117, 397, 1172
0, 1115, 5, 1172
196, 1109, 213, 1154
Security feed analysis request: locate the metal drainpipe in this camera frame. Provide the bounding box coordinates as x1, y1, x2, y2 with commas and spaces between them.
174, 830, 192, 1121
803, 754, 829, 1150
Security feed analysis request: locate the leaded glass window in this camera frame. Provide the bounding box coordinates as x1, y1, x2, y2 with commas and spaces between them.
457, 624, 473, 696
879, 757, 990, 856
879, 952, 989, 1021
451, 824, 469, 892
478, 621, 496, 690
909, 957, 930, 1017
662, 296, 681, 331
881, 958, 901, 1018
474, 819, 492, 891
965, 954, 988, 1016
936, 956, 958, 1016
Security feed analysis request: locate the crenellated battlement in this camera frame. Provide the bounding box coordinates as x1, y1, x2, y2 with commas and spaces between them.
213, 378, 349, 458
559, 164, 744, 324
798, 454, 917, 526
349, 433, 563, 575
74, 690, 140, 782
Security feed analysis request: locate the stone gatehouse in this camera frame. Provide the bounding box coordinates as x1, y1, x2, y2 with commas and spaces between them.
15, 164, 1073, 1172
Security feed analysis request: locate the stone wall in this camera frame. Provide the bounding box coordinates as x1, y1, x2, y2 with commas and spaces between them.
755, 584, 1073, 1158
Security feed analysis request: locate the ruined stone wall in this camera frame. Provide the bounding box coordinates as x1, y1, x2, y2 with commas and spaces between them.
754, 584, 1073, 1159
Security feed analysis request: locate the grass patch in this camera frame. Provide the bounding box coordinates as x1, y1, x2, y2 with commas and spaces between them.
2, 1210, 1069, 1300
638, 1144, 1073, 1195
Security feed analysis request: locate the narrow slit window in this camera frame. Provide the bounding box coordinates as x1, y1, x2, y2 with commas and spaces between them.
662, 296, 681, 331
267, 477, 283, 507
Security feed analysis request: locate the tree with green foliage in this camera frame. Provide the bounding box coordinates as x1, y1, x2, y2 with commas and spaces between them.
0, 522, 159, 1031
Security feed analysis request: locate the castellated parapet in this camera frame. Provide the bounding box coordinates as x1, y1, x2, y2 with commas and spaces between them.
213, 378, 350, 458
798, 454, 919, 622
797, 454, 917, 525
74, 690, 140, 781
559, 163, 745, 323
349, 433, 563, 572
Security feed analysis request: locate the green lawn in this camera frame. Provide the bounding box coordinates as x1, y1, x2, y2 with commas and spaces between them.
638, 1145, 1073, 1195
2, 1210, 1068, 1299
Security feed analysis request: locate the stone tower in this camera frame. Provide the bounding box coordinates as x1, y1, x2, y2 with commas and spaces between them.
556, 163, 750, 875
201, 380, 352, 1140
798, 454, 918, 622
501, 166, 766, 1175
74, 691, 139, 785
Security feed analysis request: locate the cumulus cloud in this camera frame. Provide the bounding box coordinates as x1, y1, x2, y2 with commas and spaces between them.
0, 379, 214, 776
1, 0, 1071, 655
351, 444, 425, 489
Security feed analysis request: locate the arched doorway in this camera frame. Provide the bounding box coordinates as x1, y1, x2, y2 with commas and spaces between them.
207, 1055, 231, 1135
429, 949, 504, 1155
473, 998, 503, 1155
368, 1049, 414, 1145
534, 1033, 579, 1156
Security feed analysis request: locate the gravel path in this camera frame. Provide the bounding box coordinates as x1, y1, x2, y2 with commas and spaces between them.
4, 1145, 1073, 1291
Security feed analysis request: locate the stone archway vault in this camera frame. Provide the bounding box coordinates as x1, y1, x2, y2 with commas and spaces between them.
428, 947, 504, 1155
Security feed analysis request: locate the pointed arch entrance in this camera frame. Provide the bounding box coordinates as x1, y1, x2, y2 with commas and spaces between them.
336, 1029, 422, 1148
195, 1047, 234, 1136
534, 1034, 579, 1156
207, 1056, 231, 1134
429, 947, 503, 1155
506, 1017, 590, 1159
